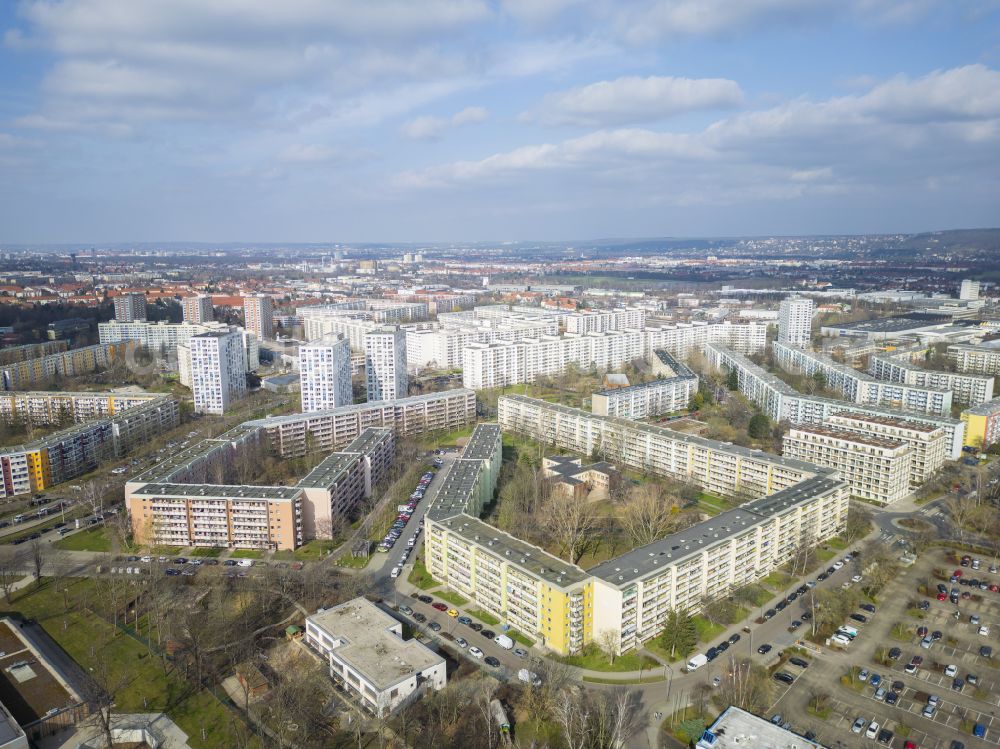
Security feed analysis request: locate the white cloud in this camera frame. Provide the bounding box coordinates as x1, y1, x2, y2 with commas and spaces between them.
399, 106, 490, 140
394, 65, 1000, 194
528, 75, 744, 126
278, 144, 337, 163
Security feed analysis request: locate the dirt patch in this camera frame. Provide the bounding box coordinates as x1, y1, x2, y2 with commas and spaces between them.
897, 517, 934, 532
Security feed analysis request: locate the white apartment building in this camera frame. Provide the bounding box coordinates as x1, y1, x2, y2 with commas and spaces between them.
188, 331, 248, 415
778, 297, 814, 348
949, 343, 1000, 376
405, 322, 555, 371
300, 301, 428, 345
564, 309, 646, 334
591, 350, 698, 418
300, 334, 353, 412
98, 320, 258, 371
782, 426, 912, 505
960, 279, 981, 301
643, 320, 767, 358
303, 315, 375, 348
181, 295, 214, 324
243, 294, 274, 341
825, 411, 946, 485
365, 327, 408, 401
869, 353, 994, 406
113, 292, 147, 322
774, 341, 953, 416
306, 598, 446, 716
705, 342, 965, 459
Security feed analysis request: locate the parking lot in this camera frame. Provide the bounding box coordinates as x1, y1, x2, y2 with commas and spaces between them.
771, 546, 1000, 749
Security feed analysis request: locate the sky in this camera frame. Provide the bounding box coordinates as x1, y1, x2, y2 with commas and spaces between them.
0, 0, 999, 244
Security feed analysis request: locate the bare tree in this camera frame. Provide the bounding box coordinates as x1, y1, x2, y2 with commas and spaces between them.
553, 687, 591, 749
0, 549, 21, 603
539, 491, 598, 564
80, 649, 137, 749
29, 539, 44, 587
618, 483, 678, 547
598, 629, 619, 665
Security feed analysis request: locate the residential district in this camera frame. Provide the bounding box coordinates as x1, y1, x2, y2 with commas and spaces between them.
1, 237, 1000, 749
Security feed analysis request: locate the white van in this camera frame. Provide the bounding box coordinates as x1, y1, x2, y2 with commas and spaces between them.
839, 625, 859, 638
687, 653, 708, 671
830, 634, 851, 647
494, 634, 514, 650
236, 559, 253, 568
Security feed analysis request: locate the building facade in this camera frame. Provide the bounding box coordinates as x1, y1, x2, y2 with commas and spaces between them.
591, 350, 698, 418
243, 294, 274, 341
869, 353, 994, 406
949, 344, 1000, 376
188, 331, 248, 415
0, 341, 138, 391
113, 292, 147, 323
825, 411, 946, 485
778, 297, 814, 348
300, 334, 353, 412
961, 397, 1000, 448
181, 295, 214, 324
365, 327, 408, 401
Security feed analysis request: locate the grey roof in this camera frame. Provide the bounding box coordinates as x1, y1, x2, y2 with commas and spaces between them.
248, 389, 473, 427
963, 397, 1000, 416
130, 483, 301, 500
462, 423, 501, 461
426, 459, 490, 521
296, 453, 359, 489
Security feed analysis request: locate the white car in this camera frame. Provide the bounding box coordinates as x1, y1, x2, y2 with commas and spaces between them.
468, 646, 484, 659
945, 664, 958, 677
865, 722, 880, 740
980, 625, 991, 636
390, 566, 401, 579
851, 574, 862, 583
833, 561, 844, 570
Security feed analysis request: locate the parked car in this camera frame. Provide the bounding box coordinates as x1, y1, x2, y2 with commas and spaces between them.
773, 672, 794, 684
757, 644, 772, 655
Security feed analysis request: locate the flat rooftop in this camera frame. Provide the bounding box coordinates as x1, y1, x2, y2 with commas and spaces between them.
963, 397, 1000, 416
829, 410, 942, 434
697, 706, 827, 749
131, 483, 300, 501
462, 424, 501, 461
308, 598, 443, 691
427, 459, 489, 521
296, 453, 358, 489
822, 315, 951, 334
340, 426, 393, 455
249, 389, 473, 427
787, 424, 907, 450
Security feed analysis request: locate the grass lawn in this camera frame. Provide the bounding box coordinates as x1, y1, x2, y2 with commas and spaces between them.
817, 548, 836, 562
273, 538, 339, 561
435, 590, 468, 607
509, 630, 535, 647
825, 536, 849, 551
335, 553, 372, 570
189, 546, 224, 558
744, 584, 773, 607
228, 549, 263, 559
416, 424, 476, 448
53, 526, 112, 552
556, 645, 659, 673
583, 674, 666, 684
407, 560, 439, 590
467, 608, 500, 626
644, 639, 687, 664
693, 616, 725, 643
151, 546, 183, 555
762, 570, 794, 591
697, 492, 736, 516
3, 579, 259, 748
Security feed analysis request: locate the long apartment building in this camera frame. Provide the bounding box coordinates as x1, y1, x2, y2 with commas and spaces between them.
869, 352, 994, 406
300, 301, 429, 345
782, 426, 912, 505
127, 426, 393, 549
405, 322, 555, 371
773, 341, 953, 416
591, 350, 698, 418
705, 343, 965, 459
564, 309, 646, 334
428, 406, 848, 656
825, 411, 947, 485
948, 343, 1000, 376
98, 320, 259, 369
0, 393, 179, 498
960, 397, 1000, 448
0, 340, 67, 366
644, 320, 767, 358
1, 341, 138, 391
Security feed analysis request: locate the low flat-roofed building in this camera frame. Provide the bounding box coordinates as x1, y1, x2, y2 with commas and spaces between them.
305, 598, 445, 716
542, 456, 618, 502
696, 705, 828, 749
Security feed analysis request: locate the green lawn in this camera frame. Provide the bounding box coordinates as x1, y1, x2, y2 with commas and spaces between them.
643, 639, 687, 664
435, 589, 469, 607
2, 579, 259, 748
555, 645, 659, 673
273, 538, 339, 561
817, 548, 836, 562
467, 608, 501, 626
745, 584, 774, 607
53, 526, 112, 552
583, 674, 666, 684
189, 546, 224, 557
509, 630, 535, 647
407, 560, 439, 591
693, 616, 725, 643
335, 553, 372, 569
227, 549, 263, 559
762, 570, 794, 591
825, 536, 849, 551
697, 492, 736, 516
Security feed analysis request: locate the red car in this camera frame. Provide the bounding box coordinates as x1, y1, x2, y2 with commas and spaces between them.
431, 602, 448, 612
937, 591, 947, 600
954, 570, 963, 578
904, 742, 917, 749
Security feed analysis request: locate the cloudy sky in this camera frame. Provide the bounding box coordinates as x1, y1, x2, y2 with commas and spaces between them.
1, 0, 998, 243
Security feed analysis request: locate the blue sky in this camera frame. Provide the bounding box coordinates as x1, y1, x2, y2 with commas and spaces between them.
0, 0, 998, 244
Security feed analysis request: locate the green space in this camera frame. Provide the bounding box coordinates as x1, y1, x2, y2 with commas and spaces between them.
555, 644, 658, 673
693, 616, 725, 643
2, 579, 259, 748
272, 538, 339, 561
151, 546, 183, 555
335, 553, 372, 570
643, 639, 685, 664
509, 630, 535, 647
406, 560, 438, 590
52, 526, 112, 552
745, 584, 773, 607
467, 608, 500, 626
696, 492, 736, 516
415, 424, 475, 449
434, 589, 468, 607
228, 549, 263, 560
825, 536, 849, 551
762, 570, 794, 591
189, 546, 224, 558
817, 548, 836, 562
582, 674, 666, 685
